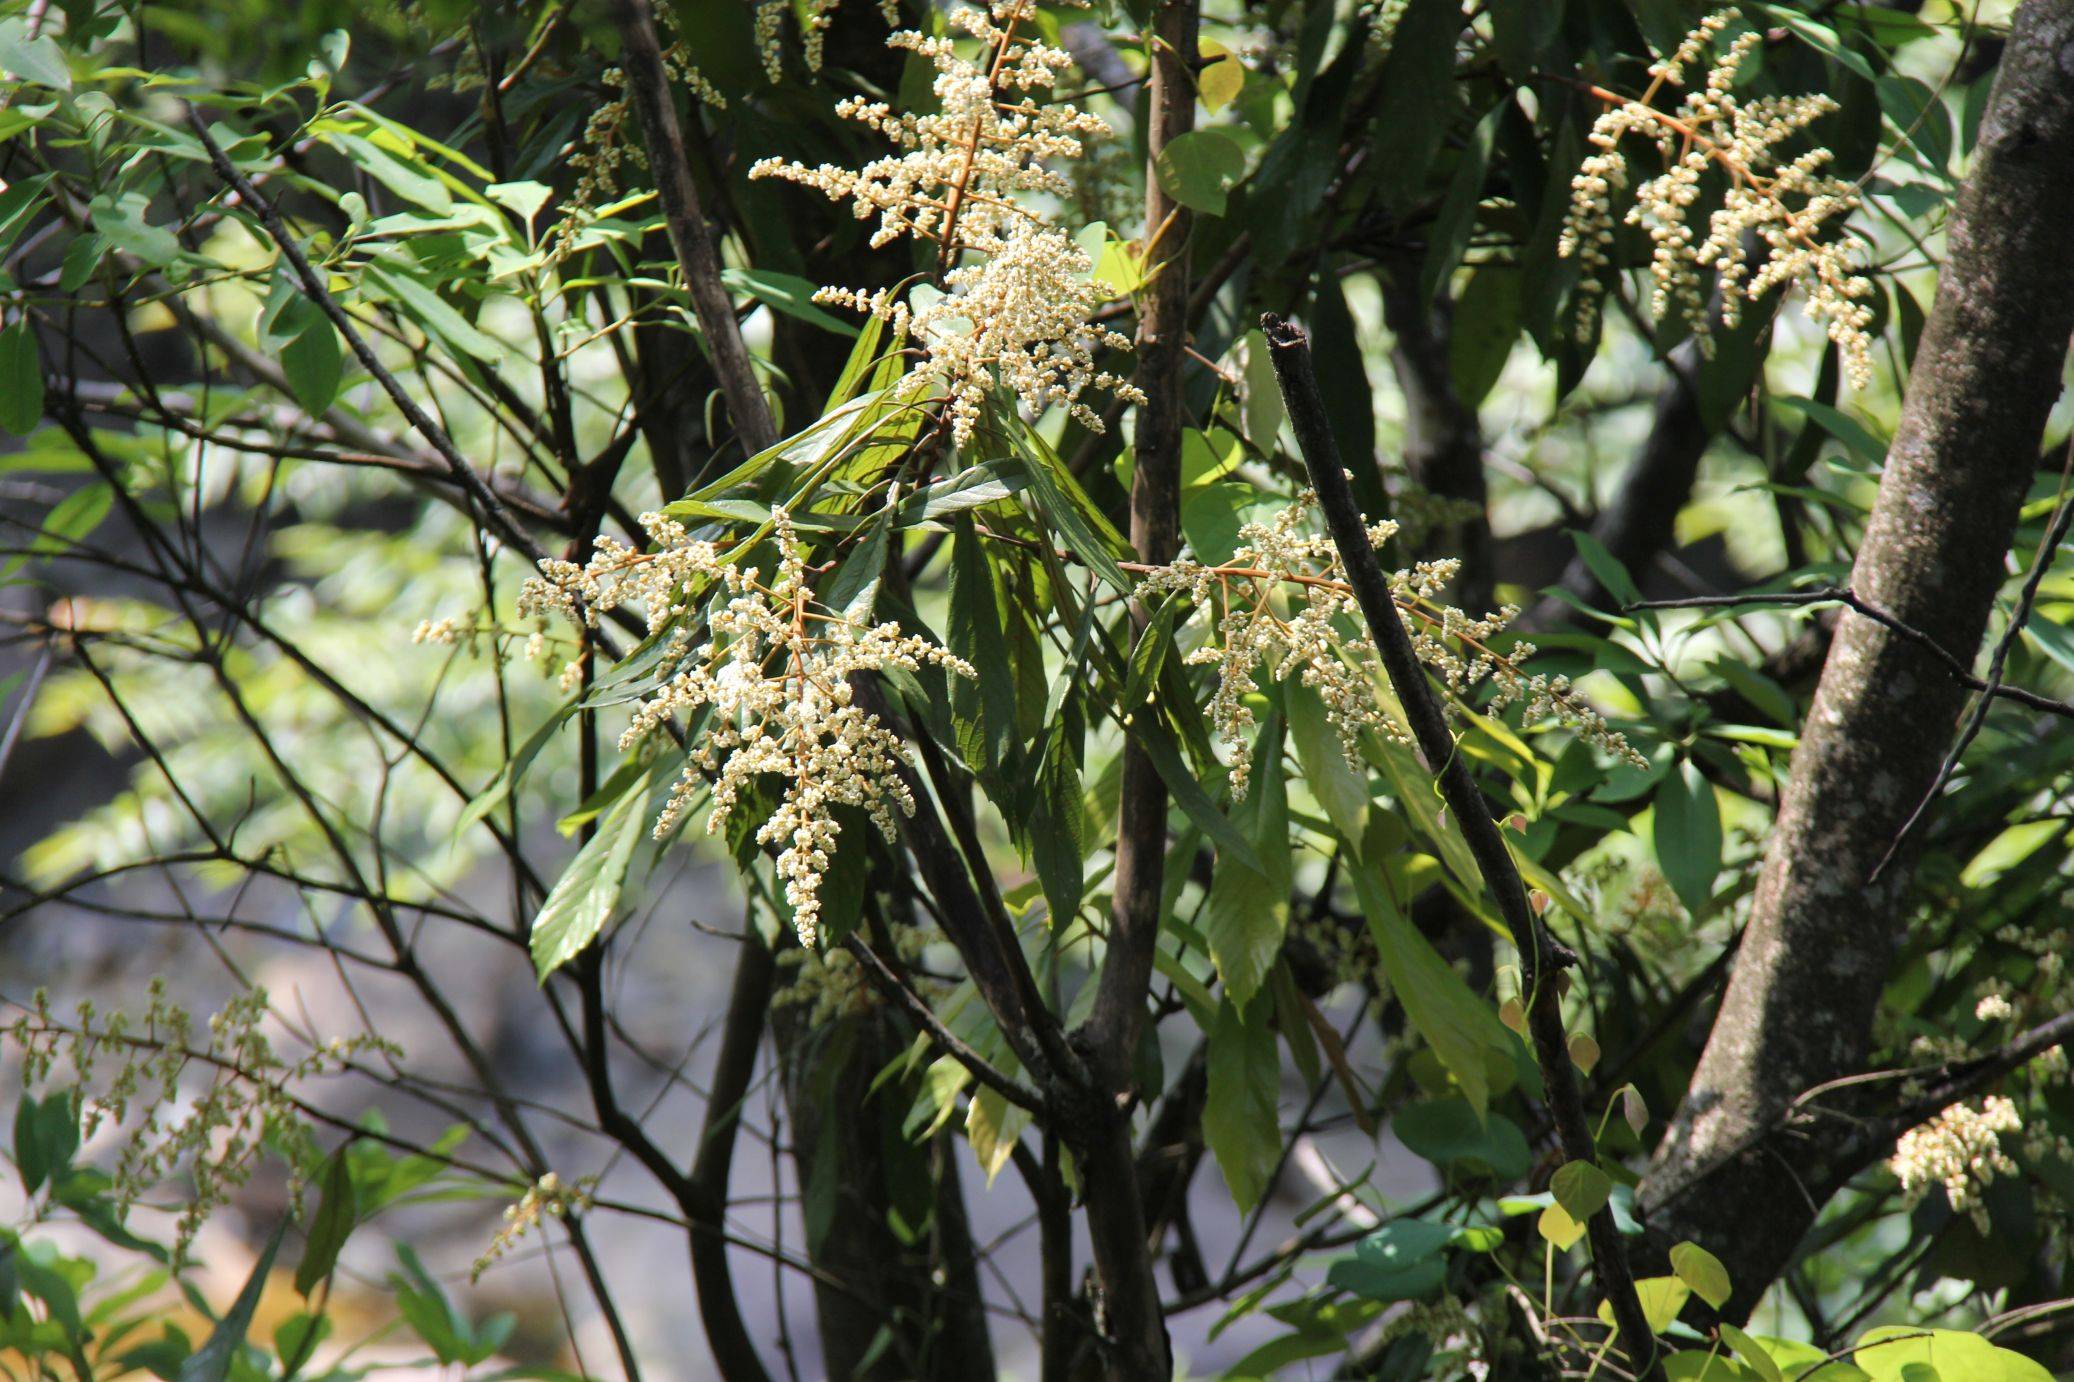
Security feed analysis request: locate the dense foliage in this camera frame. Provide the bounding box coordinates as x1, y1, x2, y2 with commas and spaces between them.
2, 0, 2072, 1378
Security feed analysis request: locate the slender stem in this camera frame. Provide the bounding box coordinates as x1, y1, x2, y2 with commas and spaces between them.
1262, 312, 1665, 1382
1072, 5, 1197, 1376
613, 0, 776, 457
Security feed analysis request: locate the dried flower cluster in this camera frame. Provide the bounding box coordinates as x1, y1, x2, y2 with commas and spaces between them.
1559, 10, 1875, 386
473, 1171, 596, 1282
521, 511, 973, 945
750, 0, 1143, 445
1135, 494, 1643, 800
1889, 1095, 2021, 1231
7, 982, 397, 1263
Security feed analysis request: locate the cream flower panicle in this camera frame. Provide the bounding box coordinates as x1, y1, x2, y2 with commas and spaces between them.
1889, 1095, 2021, 1232
1559, 9, 1875, 387
522, 510, 974, 946
1134, 492, 1644, 800
750, 1, 1144, 446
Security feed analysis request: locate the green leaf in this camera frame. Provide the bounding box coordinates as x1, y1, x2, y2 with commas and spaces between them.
88, 191, 181, 267
330, 131, 454, 214
0, 319, 43, 434
1567, 528, 1642, 608
1653, 760, 1722, 917
1286, 679, 1368, 843
1393, 1098, 1531, 1180
1350, 819, 1515, 1113
31, 484, 111, 555
529, 770, 652, 978
1718, 1324, 1785, 1382
1849, 1328, 2052, 1382
1596, 1275, 1689, 1338
0, 18, 70, 90
1326, 1219, 1452, 1302
722, 267, 859, 337
1551, 1160, 1612, 1221
178, 1219, 287, 1382
1670, 1240, 1733, 1311
455, 705, 574, 842
1420, 103, 1501, 303
1538, 1202, 1586, 1251
1203, 997, 1280, 1215
1960, 819, 2066, 889
13, 1090, 77, 1194
1131, 715, 1265, 875
1029, 728, 1085, 925
294, 1149, 358, 1296
486, 180, 553, 223
1447, 266, 1522, 408
1202, 719, 1292, 1011
1153, 128, 1246, 215
1771, 395, 1888, 469
964, 1086, 1026, 1188
366, 263, 504, 363
280, 319, 342, 416
1664, 1354, 1759, 1381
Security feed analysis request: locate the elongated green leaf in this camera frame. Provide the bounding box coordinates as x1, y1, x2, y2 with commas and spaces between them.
331, 131, 454, 214
1653, 760, 1722, 917
366, 263, 504, 363
280, 318, 342, 416
1202, 718, 1292, 1011
530, 770, 652, 978
0, 18, 70, 90
1350, 820, 1513, 1112
1287, 679, 1368, 843
179, 1219, 287, 1382
294, 1150, 358, 1296
0, 319, 43, 435
1203, 997, 1280, 1215
32, 483, 111, 554
722, 267, 858, 336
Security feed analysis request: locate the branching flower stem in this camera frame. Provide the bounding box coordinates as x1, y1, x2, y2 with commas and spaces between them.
1263, 312, 1666, 1382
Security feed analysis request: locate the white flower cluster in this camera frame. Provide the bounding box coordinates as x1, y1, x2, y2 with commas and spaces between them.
756, 0, 903, 80
1889, 1095, 2021, 1231
473, 1171, 595, 1282
1559, 10, 1875, 387
749, 0, 1143, 446
521, 512, 974, 946
1135, 493, 1644, 800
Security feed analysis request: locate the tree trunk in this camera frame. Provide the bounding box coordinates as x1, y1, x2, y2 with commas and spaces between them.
1639, 0, 2074, 1318
775, 1007, 998, 1380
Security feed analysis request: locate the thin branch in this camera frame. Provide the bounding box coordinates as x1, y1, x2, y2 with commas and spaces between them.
612, 0, 776, 457
1263, 311, 1665, 1382
1872, 435, 2074, 879
181, 108, 553, 569
1625, 587, 2074, 720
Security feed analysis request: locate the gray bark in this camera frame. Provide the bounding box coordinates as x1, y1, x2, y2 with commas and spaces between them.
1639, 0, 2074, 1318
